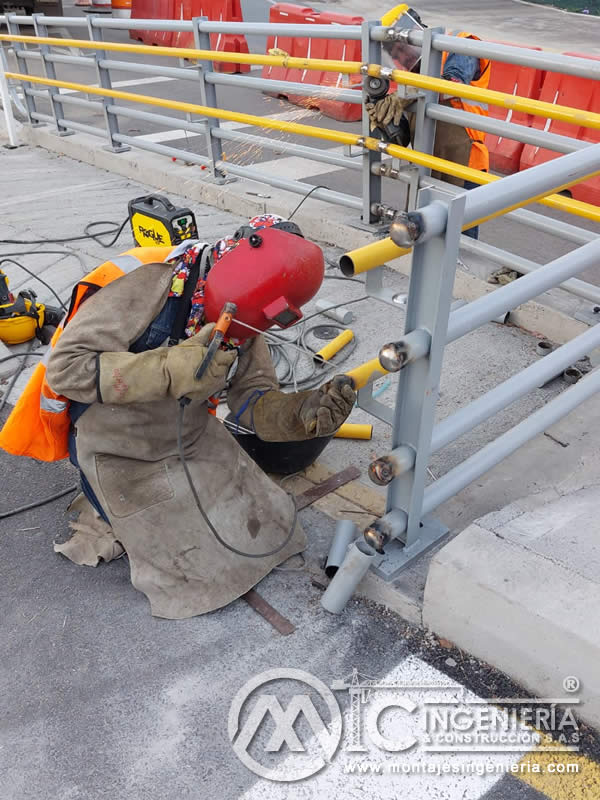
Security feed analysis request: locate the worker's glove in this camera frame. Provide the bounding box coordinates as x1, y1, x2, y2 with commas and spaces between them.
252, 376, 356, 442
365, 93, 412, 131
98, 323, 237, 404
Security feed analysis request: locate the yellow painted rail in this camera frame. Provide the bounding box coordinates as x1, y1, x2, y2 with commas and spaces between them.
2, 33, 600, 130
6, 71, 600, 228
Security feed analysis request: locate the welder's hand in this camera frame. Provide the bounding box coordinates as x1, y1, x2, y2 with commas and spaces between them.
299, 375, 356, 437
165, 323, 237, 400
98, 323, 237, 405
365, 94, 411, 130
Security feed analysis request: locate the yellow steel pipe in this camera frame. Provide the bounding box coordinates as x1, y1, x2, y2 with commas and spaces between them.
3, 34, 600, 131
314, 329, 354, 363
7, 72, 600, 227
334, 423, 373, 440
0, 33, 362, 74
346, 357, 389, 389
340, 238, 409, 276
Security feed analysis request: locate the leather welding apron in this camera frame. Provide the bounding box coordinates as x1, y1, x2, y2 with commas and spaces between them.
73, 397, 305, 619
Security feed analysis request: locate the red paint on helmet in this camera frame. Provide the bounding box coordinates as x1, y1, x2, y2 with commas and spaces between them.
203, 228, 324, 340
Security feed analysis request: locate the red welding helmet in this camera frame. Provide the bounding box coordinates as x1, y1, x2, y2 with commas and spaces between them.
203, 227, 324, 340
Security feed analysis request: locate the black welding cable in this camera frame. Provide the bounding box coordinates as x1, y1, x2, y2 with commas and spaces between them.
0, 258, 68, 311
0, 485, 78, 521
0, 218, 128, 248
0, 340, 38, 415
177, 400, 298, 559
287, 185, 329, 220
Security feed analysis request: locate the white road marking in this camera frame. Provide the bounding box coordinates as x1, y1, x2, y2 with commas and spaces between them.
60, 75, 177, 95
236, 656, 534, 799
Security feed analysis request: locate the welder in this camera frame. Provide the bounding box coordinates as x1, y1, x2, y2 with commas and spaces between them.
11, 215, 356, 619
366, 5, 490, 238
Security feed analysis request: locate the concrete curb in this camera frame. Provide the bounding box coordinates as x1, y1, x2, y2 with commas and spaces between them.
14, 124, 591, 345
423, 516, 600, 729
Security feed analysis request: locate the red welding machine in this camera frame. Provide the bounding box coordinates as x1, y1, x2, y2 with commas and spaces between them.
203, 227, 324, 341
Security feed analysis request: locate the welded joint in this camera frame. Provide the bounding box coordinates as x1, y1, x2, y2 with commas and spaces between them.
363, 509, 408, 553
379, 329, 431, 371
370, 202, 399, 222
368, 445, 416, 486
390, 200, 447, 246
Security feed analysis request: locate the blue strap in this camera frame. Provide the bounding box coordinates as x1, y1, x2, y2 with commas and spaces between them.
234, 389, 266, 431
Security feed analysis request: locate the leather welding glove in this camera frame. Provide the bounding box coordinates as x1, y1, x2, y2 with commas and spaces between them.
252, 375, 356, 442
366, 93, 412, 131
98, 323, 237, 404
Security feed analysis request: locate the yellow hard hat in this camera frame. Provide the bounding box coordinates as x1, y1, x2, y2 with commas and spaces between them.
0, 296, 45, 344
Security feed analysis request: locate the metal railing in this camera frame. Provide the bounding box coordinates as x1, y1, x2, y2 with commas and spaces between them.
1, 14, 600, 577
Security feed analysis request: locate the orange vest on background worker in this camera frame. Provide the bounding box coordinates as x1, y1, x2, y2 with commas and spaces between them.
442, 32, 491, 172
0, 246, 178, 462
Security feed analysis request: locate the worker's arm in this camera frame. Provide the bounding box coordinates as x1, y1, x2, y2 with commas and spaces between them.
227, 338, 355, 440
442, 52, 480, 85
47, 264, 235, 404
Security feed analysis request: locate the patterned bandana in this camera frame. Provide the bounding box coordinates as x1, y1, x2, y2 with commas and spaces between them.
168, 214, 287, 339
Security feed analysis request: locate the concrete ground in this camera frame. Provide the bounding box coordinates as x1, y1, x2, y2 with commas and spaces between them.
2, 136, 600, 797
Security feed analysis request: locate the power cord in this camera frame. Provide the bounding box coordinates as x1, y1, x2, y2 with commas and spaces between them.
0, 258, 68, 311
177, 398, 299, 559
0, 218, 128, 249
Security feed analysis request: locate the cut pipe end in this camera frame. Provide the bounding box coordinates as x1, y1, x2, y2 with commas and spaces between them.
339, 254, 354, 277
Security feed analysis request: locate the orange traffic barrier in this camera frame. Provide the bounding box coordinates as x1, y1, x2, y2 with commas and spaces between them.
130, 0, 175, 46
262, 4, 320, 84
519, 52, 600, 205
315, 10, 363, 122
486, 42, 544, 174
261, 4, 364, 122
130, 0, 250, 72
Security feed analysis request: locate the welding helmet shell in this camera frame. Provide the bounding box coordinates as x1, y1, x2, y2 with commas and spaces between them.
381, 4, 425, 72
203, 226, 324, 340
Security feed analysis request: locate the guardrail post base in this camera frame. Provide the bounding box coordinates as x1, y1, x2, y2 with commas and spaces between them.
32, 13, 74, 138
370, 517, 449, 580
193, 17, 227, 184
86, 17, 130, 154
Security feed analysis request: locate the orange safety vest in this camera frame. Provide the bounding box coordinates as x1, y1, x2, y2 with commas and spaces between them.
0, 245, 178, 462
441, 32, 491, 172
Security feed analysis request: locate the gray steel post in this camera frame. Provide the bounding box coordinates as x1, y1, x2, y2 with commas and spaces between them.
85, 18, 129, 153
408, 26, 443, 212
383, 188, 463, 559
362, 20, 382, 224
193, 16, 226, 182
0, 44, 18, 146
32, 14, 73, 136
5, 15, 41, 126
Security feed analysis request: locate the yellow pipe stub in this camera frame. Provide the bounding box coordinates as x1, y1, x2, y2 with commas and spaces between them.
334, 423, 373, 440
340, 238, 410, 276
346, 357, 389, 390
314, 329, 354, 363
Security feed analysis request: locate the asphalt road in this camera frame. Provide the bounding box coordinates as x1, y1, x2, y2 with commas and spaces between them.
2, 0, 599, 291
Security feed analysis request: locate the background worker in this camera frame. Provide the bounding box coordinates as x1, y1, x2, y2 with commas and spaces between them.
43, 215, 355, 619
366, 5, 490, 238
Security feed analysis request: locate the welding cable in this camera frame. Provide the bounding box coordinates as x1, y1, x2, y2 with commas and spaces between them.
287, 184, 329, 221
177, 399, 299, 559
0, 218, 128, 248
0, 258, 68, 311
0, 485, 78, 521
0, 340, 39, 415
1, 248, 88, 276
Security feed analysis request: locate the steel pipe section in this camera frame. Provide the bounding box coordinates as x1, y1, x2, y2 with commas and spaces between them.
368, 446, 416, 486
460, 237, 600, 306
463, 143, 600, 227
213, 128, 362, 172
378, 329, 431, 372
205, 71, 361, 104
393, 28, 600, 81
427, 103, 586, 156
94, 17, 362, 38
424, 367, 600, 515
108, 104, 207, 133
447, 239, 600, 342
432, 324, 600, 454
101, 60, 197, 82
